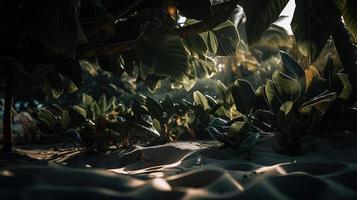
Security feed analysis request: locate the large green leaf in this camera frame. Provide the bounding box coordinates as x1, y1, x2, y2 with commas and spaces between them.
38, 108, 58, 129
136, 24, 189, 77
241, 0, 289, 45
323, 54, 335, 88
82, 93, 94, 106
305, 65, 320, 90
200, 21, 239, 56
299, 92, 337, 114
343, 0, 357, 42
255, 109, 277, 127
173, 63, 197, 91
98, 95, 107, 113
191, 57, 217, 78
265, 79, 284, 114
107, 96, 118, 111
72, 105, 87, 119
60, 110, 70, 128
205, 95, 218, 108
322, 55, 351, 99
227, 121, 248, 137
279, 101, 294, 116
272, 71, 301, 102
231, 79, 256, 115
292, 0, 341, 62
212, 21, 240, 56
129, 121, 161, 137
184, 32, 208, 59
217, 80, 234, 106
91, 102, 101, 118
280, 51, 306, 93
277, 101, 294, 130
200, 31, 218, 54
184, 19, 208, 59
336, 73, 352, 100
193, 91, 210, 110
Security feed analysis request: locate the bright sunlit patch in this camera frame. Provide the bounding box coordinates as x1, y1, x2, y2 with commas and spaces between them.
108, 168, 127, 174
149, 172, 165, 178
109, 158, 186, 175
1, 170, 14, 177
255, 163, 293, 175
276, 166, 288, 175
196, 156, 202, 165
126, 179, 146, 188
218, 64, 225, 72
274, 0, 295, 35
225, 172, 244, 191
185, 188, 212, 199
152, 178, 172, 191
178, 16, 187, 27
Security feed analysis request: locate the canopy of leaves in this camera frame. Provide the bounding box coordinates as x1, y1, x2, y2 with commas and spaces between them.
240, 0, 289, 45
136, 23, 189, 77
292, 0, 341, 63
342, 0, 357, 42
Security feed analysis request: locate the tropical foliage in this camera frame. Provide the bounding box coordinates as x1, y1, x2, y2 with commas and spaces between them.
208, 52, 353, 155
1, 0, 357, 156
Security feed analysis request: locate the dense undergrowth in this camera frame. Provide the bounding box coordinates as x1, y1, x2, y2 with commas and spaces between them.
1, 0, 357, 156
3, 52, 355, 156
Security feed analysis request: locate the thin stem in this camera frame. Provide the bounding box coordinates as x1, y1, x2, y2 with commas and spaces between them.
332, 20, 357, 104
246, 114, 265, 133
2, 75, 13, 153
86, 0, 144, 39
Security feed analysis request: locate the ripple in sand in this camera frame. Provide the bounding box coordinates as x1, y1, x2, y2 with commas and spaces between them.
268, 173, 328, 199
329, 170, 357, 191
280, 162, 347, 175
223, 163, 257, 171
167, 169, 225, 188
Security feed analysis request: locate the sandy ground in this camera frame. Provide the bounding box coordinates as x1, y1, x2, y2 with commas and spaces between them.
0, 132, 357, 200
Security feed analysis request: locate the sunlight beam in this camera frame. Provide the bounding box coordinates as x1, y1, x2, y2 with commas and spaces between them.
274, 0, 296, 35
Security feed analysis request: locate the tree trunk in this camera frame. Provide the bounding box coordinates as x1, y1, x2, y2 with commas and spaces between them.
332, 20, 357, 104
2, 76, 13, 153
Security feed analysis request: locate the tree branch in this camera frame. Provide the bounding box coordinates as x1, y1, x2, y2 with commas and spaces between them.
86, 0, 144, 39
79, 0, 240, 57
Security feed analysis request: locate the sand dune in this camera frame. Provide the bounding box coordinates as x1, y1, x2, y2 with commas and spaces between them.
0, 132, 357, 199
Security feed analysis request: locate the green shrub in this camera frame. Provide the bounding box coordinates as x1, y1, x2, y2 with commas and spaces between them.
208, 52, 353, 156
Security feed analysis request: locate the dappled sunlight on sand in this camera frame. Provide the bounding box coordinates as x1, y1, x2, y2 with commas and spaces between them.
1, 134, 357, 199
255, 163, 292, 175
